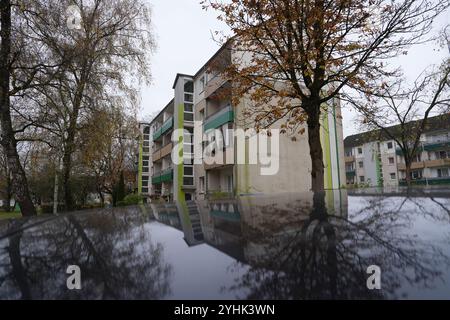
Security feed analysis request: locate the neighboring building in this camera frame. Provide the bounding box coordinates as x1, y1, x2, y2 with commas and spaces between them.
344, 114, 450, 187
138, 43, 346, 204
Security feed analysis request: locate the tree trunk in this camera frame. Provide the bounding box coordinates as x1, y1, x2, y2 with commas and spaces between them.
4, 170, 11, 212
52, 157, 62, 214
404, 160, 412, 187
307, 107, 325, 192
0, 0, 36, 217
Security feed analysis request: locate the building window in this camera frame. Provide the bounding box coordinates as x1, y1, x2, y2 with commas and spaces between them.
358, 161, 364, 168
184, 93, 193, 103
358, 147, 363, 154
390, 173, 396, 180
387, 142, 393, 149
184, 80, 194, 93
388, 157, 395, 164
199, 176, 205, 193
437, 168, 449, 178
199, 76, 205, 92
226, 175, 233, 193
436, 151, 449, 159
198, 109, 205, 121
411, 170, 423, 180
359, 176, 365, 183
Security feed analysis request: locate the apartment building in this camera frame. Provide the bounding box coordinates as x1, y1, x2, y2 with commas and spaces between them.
344, 114, 450, 187
138, 43, 346, 204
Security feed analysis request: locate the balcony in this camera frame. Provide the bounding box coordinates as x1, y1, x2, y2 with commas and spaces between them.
423, 141, 450, 151
204, 147, 234, 170
152, 167, 173, 185
152, 116, 173, 141
160, 142, 173, 159
344, 155, 355, 163
399, 176, 450, 186
397, 162, 425, 170
424, 158, 450, 168
152, 149, 161, 162
203, 105, 234, 131
204, 74, 228, 99
153, 142, 173, 162
345, 170, 356, 177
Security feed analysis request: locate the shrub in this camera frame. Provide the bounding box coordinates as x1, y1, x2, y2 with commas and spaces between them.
116, 193, 143, 207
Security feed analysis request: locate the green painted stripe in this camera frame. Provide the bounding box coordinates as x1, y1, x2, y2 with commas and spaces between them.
321, 108, 333, 189
332, 104, 342, 188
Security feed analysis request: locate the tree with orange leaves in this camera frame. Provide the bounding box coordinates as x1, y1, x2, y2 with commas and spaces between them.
202, 0, 449, 191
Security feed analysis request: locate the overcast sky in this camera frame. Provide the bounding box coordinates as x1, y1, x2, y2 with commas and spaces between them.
140, 0, 449, 138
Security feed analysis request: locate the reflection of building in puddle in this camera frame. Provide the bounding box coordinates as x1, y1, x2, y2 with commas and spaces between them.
150, 202, 180, 229
153, 190, 348, 268
199, 191, 348, 266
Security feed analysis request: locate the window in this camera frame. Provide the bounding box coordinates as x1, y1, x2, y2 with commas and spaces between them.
390, 173, 396, 180
345, 150, 352, 157
387, 142, 393, 149
184, 103, 194, 122
436, 151, 449, 159
198, 109, 205, 121
142, 188, 148, 193
142, 181, 148, 187
359, 176, 365, 183
183, 177, 194, 186
199, 176, 205, 193
358, 147, 363, 154
411, 170, 423, 180
358, 161, 364, 168
184, 93, 193, 103
184, 80, 194, 93
437, 168, 449, 178
184, 166, 193, 176
388, 157, 395, 164
143, 156, 149, 161
199, 76, 205, 92
142, 176, 149, 181
226, 175, 233, 192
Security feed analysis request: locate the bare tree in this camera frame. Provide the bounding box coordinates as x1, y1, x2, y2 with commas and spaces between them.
347, 48, 450, 186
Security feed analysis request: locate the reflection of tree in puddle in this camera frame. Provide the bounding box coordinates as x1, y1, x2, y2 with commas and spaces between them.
0, 207, 172, 299
227, 192, 450, 299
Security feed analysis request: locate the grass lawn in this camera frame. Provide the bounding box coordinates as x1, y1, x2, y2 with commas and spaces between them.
0, 210, 22, 221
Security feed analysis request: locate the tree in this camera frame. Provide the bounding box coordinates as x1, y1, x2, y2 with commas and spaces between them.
0, 148, 12, 211
202, 0, 449, 191
18, 0, 153, 210
0, 0, 41, 216
80, 107, 139, 207
348, 56, 450, 186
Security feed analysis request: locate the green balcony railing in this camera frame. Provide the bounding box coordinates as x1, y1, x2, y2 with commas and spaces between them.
204, 105, 234, 131
346, 170, 356, 177
423, 141, 450, 152
152, 168, 173, 185
152, 117, 174, 141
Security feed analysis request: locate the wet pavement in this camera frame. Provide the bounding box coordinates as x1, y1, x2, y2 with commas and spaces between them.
0, 189, 449, 299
